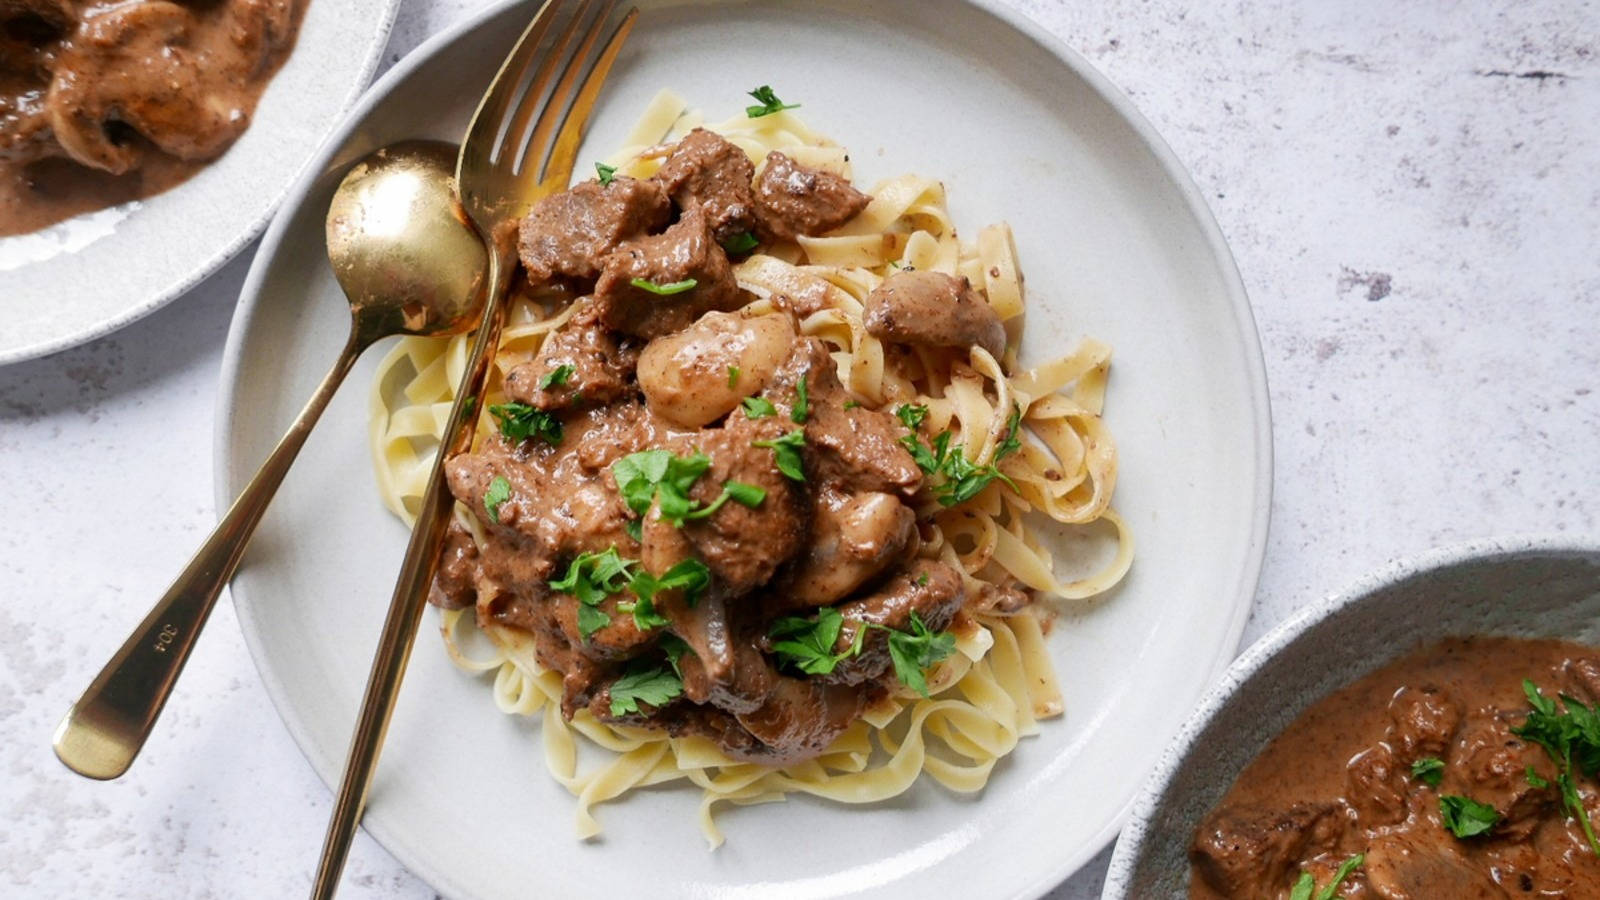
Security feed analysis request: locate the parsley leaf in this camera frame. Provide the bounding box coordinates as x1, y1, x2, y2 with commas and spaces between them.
752, 429, 806, 481
791, 375, 809, 423
895, 403, 928, 429
842, 399, 861, 410
608, 663, 683, 716
881, 610, 955, 697
769, 607, 865, 676
900, 429, 950, 475
932, 404, 1023, 507
727, 365, 741, 388
549, 547, 637, 641
611, 450, 715, 527
1411, 757, 1445, 786
724, 480, 767, 508
629, 277, 698, 295
660, 634, 691, 677
629, 558, 711, 609
1440, 794, 1500, 838
721, 231, 759, 255
538, 364, 574, 390
595, 162, 617, 185
1513, 680, 1600, 855
745, 85, 800, 118
483, 475, 512, 523
742, 396, 777, 419
1528, 766, 1550, 788
1289, 854, 1365, 900
488, 402, 563, 445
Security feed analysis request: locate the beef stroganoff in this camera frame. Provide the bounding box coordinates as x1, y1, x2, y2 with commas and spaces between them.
368, 89, 1131, 844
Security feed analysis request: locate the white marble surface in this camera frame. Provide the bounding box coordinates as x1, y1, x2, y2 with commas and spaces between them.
3, 1, 1596, 897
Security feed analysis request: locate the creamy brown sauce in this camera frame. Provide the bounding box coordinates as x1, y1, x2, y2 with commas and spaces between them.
0, 0, 309, 236
1190, 636, 1600, 898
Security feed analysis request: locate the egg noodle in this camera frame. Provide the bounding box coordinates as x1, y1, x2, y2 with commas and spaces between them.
366, 90, 1132, 846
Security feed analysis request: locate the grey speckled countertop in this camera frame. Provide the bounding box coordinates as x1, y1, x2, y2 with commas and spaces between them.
3, 1, 1596, 897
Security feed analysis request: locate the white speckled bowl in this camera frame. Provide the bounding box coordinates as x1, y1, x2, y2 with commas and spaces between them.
1103, 535, 1600, 899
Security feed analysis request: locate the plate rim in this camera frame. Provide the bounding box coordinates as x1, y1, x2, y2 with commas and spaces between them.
215, 1, 1274, 896
0, 0, 403, 367
1099, 533, 1600, 899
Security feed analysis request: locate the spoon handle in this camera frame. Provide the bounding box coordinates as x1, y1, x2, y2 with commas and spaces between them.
53, 329, 366, 780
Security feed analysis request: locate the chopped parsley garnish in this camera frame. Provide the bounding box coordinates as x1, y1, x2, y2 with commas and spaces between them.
608, 663, 683, 716
1288, 854, 1364, 900
768, 607, 864, 676
895, 403, 928, 429
1512, 679, 1600, 855
595, 162, 617, 185
629, 558, 711, 609
611, 449, 717, 527
745, 85, 799, 118
488, 402, 563, 445
752, 429, 807, 481
915, 572, 930, 587
721, 231, 759, 254
1527, 766, 1551, 788
483, 475, 512, 523
842, 399, 861, 410
538, 364, 574, 390
898, 404, 1024, 507
549, 547, 637, 640
742, 396, 777, 419
791, 376, 809, 423
629, 277, 698, 295
1411, 756, 1445, 786
884, 610, 956, 698
660, 634, 691, 677
727, 365, 741, 388
681, 479, 768, 521
1439, 794, 1500, 839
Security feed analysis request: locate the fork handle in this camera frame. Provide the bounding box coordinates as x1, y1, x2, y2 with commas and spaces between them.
52, 327, 366, 781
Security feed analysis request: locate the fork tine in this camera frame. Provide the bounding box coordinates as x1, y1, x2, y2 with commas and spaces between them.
456, 0, 563, 193
497, 0, 604, 176
537, 6, 637, 187
516, 0, 617, 179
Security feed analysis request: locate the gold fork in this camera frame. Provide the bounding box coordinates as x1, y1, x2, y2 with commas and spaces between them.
309, 2, 636, 896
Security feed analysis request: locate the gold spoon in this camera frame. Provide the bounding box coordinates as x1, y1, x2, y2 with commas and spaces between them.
52, 140, 488, 781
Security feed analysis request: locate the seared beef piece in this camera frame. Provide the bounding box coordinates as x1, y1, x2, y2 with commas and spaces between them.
1189, 802, 1344, 897
753, 151, 870, 241
594, 208, 744, 339
1363, 831, 1508, 899
504, 597, 615, 717
429, 520, 480, 610
1345, 742, 1409, 828
678, 410, 810, 593
824, 562, 965, 687
517, 175, 670, 283
446, 443, 636, 564
652, 128, 758, 244
863, 270, 1006, 359
775, 488, 917, 611
732, 671, 867, 764
1563, 657, 1600, 705
762, 338, 922, 497
503, 297, 640, 410
1386, 685, 1461, 762
1443, 710, 1555, 841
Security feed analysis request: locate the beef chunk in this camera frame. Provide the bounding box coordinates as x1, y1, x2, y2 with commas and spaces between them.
1387, 686, 1462, 762
503, 296, 640, 410
762, 338, 922, 496
517, 176, 670, 282
753, 151, 870, 241
594, 208, 743, 338
652, 128, 757, 244
1443, 710, 1556, 841
1346, 742, 1410, 828
863, 270, 1007, 359
678, 410, 811, 594
428, 520, 479, 610
824, 562, 965, 687
1363, 831, 1508, 899
1190, 802, 1344, 897
1563, 657, 1600, 706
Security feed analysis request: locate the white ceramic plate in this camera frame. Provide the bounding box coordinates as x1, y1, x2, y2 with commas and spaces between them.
217, 1, 1270, 897
1103, 536, 1600, 899
0, 0, 400, 365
